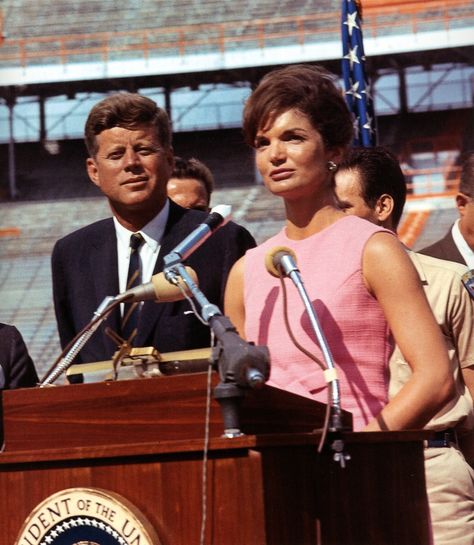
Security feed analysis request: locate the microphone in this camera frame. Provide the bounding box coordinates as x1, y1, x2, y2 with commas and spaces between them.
265, 246, 301, 284
40, 267, 198, 386
163, 204, 232, 268
264, 246, 344, 435
116, 267, 198, 303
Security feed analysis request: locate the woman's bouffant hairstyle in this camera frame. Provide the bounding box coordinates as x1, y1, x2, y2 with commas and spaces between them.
243, 64, 354, 152
84, 92, 172, 157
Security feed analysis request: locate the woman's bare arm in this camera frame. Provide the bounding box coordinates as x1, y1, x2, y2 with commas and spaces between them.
363, 232, 454, 431
224, 256, 247, 339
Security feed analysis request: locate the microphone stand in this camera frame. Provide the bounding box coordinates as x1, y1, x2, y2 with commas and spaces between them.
40, 295, 127, 386
164, 263, 270, 437
281, 263, 350, 467
290, 275, 343, 432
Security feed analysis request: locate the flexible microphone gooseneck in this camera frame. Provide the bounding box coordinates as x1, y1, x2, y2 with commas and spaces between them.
40, 268, 199, 386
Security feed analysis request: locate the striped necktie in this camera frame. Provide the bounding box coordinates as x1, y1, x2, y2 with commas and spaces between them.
122, 232, 144, 344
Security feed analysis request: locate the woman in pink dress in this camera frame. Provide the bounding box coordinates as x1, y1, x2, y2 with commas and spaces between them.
224, 64, 453, 431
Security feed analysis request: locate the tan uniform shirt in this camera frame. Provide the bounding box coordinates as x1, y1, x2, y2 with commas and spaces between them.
389, 251, 474, 433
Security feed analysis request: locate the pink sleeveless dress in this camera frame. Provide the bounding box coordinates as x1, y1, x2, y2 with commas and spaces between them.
244, 215, 393, 430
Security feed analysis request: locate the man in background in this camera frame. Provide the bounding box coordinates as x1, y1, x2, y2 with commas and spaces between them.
335, 146, 474, 545
167, 156, 214, 211
0, 322, 38, 444
0, 322, 38, 390
52, 92, 255, 364
421, 151, 474, 266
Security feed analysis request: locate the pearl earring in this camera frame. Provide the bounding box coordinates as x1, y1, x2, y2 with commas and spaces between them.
327, 161, 337, 172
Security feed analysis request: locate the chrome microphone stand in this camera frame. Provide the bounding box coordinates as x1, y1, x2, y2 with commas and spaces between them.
275, 252, 343, 432
270, 250, 350, 467
164, 262, 270, 437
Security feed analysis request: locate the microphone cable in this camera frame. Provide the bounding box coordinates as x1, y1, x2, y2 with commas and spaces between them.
276, 273, 331, 454
174, 280, 209, 327
166, 265, 215, 545
199, 330, 215, 545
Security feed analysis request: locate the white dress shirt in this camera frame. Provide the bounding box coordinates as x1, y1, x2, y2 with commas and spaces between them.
452, 219, 474, 269
113, 200, 170, 308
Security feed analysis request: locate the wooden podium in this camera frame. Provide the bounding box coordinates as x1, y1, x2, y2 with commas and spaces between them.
0, 373, 431, 545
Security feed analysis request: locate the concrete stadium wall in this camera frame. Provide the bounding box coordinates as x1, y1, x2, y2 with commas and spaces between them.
0, 128, 255, 202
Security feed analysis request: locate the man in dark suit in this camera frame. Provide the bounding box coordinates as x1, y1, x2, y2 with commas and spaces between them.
420, 151, 474, 266
52, 92, 255, 364
0, 323, 38, 389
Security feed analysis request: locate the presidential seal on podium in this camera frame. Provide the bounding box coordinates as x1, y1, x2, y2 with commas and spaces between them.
15, 488, 161, 545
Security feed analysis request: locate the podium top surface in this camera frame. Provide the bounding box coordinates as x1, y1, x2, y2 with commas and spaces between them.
1, 371, 353, 455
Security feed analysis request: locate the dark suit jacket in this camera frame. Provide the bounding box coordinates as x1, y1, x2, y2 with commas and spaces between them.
0, 323, 39, 389
52, 200, 256, 363
418, 228, 467, 266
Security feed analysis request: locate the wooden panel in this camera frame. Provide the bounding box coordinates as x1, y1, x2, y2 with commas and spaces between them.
0, 448, 267, 545
313, 439, 430, 544
0, 433, 430, 545
2, 373, 352, 452
0, 374, 429, 545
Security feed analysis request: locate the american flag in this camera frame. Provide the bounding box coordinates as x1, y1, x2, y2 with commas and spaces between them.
341, 0, 376, 147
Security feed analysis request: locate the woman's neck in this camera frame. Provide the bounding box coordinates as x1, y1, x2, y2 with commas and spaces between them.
283, 196, 345, 240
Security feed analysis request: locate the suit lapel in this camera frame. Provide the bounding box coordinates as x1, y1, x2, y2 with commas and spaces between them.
136, 202, 190, 346
442, 231, 466, 265
89, 219, 121, 353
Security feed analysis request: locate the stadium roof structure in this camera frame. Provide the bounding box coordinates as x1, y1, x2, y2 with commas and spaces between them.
0, 0, 473, 100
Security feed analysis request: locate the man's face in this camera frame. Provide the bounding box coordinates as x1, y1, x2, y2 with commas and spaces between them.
457, 192, 474, 250
86, 125, 173, 214
335, 168, 377, 222
167, 177, 210, 211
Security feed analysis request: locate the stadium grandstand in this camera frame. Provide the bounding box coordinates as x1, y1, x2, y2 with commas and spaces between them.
0, 0, 473, 374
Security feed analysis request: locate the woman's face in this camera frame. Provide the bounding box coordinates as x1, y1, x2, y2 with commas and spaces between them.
254, 108, 338, 200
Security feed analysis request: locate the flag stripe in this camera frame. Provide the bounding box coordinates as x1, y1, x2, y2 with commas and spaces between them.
341, 0, 376, 147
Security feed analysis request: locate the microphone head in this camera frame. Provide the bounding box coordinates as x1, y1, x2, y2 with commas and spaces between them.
265, 246, 298, 277
210, 204, 232, 222
122, 266, 199, 302
206, 204, 232, 230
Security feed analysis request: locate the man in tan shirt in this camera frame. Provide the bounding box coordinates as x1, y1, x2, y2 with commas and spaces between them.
335, 146, 474, 545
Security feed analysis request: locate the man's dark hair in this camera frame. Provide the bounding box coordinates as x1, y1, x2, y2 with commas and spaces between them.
338, 146, 407, 228
84, 92, 172, 157
171, 156, 214, 203
242, 63, 353, 152
459, 151, 474, 197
